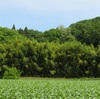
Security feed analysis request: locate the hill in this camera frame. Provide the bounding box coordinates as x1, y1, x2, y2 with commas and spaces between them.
69, 17, 100, 46
0, 17, 100, 78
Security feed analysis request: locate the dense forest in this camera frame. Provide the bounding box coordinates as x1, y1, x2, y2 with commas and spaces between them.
0, 17, 100, 78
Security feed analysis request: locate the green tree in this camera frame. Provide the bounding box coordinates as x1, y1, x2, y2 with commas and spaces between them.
70, 17, 100, 46
12, 24, 16, 30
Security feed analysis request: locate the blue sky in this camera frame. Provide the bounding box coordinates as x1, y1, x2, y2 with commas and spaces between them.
0, 0, 100, 31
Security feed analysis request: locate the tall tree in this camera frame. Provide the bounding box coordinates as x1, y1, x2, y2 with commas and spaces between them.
12, 24, 16, 30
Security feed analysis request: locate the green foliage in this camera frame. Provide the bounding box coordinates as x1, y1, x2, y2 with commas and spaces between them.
69, 17, 100, 46
50, 70, 56, 76
0, 27, 27, 43
0, 79, 100, 98
12, 24, 16, 30
0, 65, 8, 79
3, 67, 21, 79
18, 27, 75, 43
0, 17, 100, 78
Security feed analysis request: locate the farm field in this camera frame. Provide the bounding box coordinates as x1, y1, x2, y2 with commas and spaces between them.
0, 78, 100, 99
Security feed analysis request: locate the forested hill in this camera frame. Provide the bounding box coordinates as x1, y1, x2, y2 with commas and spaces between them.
69, 17, 100, 46
17, 17, 100, 46
0, 17, 100, 78
0, 27, 27, 43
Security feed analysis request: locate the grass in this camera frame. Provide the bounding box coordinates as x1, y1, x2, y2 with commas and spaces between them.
0, 78, 100, 99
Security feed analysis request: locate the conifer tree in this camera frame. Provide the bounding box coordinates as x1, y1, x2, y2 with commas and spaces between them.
12, 24, 16, 30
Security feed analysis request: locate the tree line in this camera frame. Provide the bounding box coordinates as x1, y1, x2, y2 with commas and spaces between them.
0, 17, 100, 78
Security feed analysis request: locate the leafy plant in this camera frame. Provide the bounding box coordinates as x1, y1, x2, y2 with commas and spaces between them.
3, 67, 21, 79
0, 79, 99, 98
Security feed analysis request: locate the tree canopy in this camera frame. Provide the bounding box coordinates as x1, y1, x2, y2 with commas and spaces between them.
0, 17, 100, 78
69, 17, 100, 46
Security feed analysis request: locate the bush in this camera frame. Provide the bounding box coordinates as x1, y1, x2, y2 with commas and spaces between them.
3, 67, 21, 79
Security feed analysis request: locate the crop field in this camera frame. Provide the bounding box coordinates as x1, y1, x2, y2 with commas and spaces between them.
0, 78, 100, 99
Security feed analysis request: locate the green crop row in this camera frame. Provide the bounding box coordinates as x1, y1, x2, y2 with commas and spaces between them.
0, 79, 100, 99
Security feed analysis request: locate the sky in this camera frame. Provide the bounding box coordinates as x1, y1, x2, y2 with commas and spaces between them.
0, 0, 100, 31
